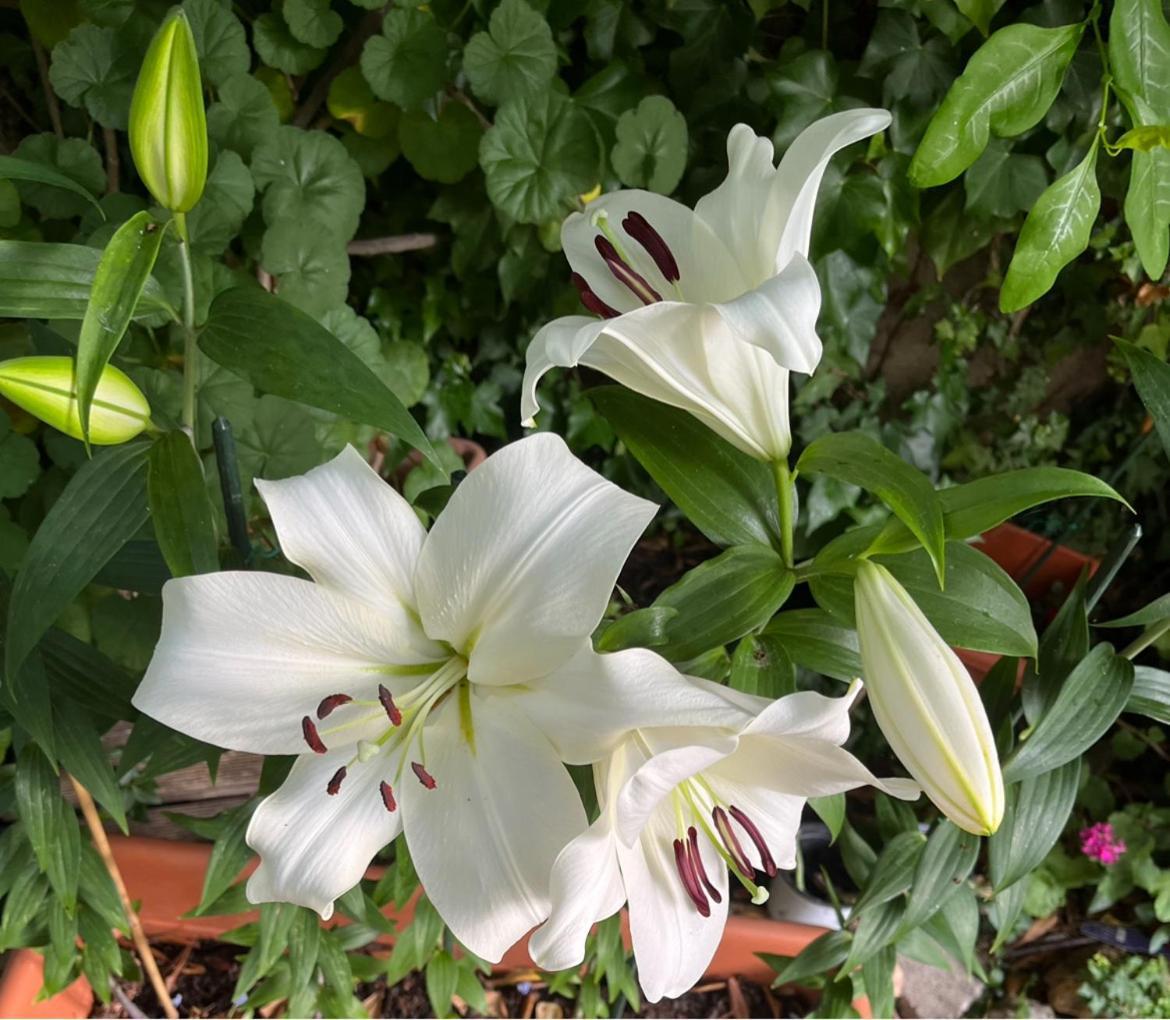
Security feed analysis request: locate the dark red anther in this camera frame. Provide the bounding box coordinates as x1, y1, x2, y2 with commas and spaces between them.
378, 684, 402, 726
688, 826, 722, 903
672, 838, 710, 917
594, 236, 662, 305
571, 272, 619, 319
301, 715, 327, 754
729, 805, 777, 877
712, 806, 753, 876
622, 211, 680, 283
411, 762, 437, 790
316, 693, 352, 719
326, 766, 347, 796
380, 781, 397, 812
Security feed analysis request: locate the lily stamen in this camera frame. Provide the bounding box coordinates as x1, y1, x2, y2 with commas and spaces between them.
729, 806, 776, 877
712, 806, 753, 876
571, 272, 619, 318
378, 683, 402, 726
594, 236, 662, 305
301, 715, 327, 754
316, 693, 352, 719
379, 780, 397, 812
687, 826, 721, 903
411, 762, 437, 790
672, 838, 710, 916
622, 211, 680, 284
326, 766, 347, 796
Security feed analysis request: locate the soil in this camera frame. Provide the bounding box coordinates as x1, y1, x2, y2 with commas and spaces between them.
91, 939, 809, 1019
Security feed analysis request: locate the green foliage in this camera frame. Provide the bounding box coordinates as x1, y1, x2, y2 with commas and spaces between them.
1080, 953, 1170, 1020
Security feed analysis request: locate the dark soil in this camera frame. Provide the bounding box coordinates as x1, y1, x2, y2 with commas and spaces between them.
91, 939, 808, 1019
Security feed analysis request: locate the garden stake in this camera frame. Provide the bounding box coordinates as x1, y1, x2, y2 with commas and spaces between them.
67, 774, 180, 1020
212, 415, 253, 564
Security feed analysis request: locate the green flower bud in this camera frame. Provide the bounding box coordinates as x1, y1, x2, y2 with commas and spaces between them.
0, 357, 152, 445
129, 8, 208, 214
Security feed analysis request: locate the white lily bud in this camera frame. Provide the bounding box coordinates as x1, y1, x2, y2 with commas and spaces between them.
854, 560, 1004, 836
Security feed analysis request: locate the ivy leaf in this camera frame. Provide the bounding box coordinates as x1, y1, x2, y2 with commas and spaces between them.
49, 22, 138, 128
463, 0, 558, 106
964, 140, 1048, 218
12, 135, 105, 220
284, 0, 343, 49
1000, 144, 1099, 312
766, 51, 841, 150
261, 221, 351, 317
252, 126, 365, 241
480, 92, 601, 224
859, 10, 954, 106
909, 22, 1084, 187
183, 0, 249, 87
253, 11, 327, 75
398, 104, 482, 184
207, 73, 280, 160
955, 0, 1008, 36
611, 95, 688, 194
186, 150, 255, 256
360, 8, 448, 110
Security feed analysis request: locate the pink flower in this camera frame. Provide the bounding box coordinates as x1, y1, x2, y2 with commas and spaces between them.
1080, 822, 1127, 866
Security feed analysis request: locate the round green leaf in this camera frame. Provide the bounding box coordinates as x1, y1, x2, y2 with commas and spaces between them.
252, 126, 365, 240
284, 0, 343, 49
12, 134, 105, 219
183, 0, 248, 87
261, 220, 352, 316
611, 95, 688, 193
463, 0, 557, 106
207, 73, 281, 159
253, 11, 327, 74
479, 92, 600, 224
399, 103, 482, 183
186, 150, 255, 256
49, 22, 137, 128
360, 8, 448, 110
341, 127, 401, 178
328, 66, 398, 139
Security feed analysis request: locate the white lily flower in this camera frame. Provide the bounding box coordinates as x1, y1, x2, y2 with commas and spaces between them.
528, 683, 918, 1001
854, 560, 1005, 836
133, 434, 745, 961
520, 109, 892, 462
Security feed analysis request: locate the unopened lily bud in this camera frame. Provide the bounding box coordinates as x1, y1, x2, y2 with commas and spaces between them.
129, 8, 207, 214
854, 560, 1004, 836
0, 357, 152, 445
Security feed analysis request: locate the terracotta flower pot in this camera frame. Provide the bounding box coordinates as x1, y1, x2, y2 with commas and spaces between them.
0, 835, 869, 1017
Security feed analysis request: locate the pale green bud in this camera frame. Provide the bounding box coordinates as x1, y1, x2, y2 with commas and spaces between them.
0, 357, 152, 445
854, 560, 1005, 836
129, 9, 208, 214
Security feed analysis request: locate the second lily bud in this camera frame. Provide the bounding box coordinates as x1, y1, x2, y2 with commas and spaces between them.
129, 8, 207, 214
854, 560, 1005, 836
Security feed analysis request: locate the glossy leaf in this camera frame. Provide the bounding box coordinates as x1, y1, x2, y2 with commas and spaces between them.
767, 928, 851, 986
15, 745, 80, 912
797, 431, 945, 584
1000, 145, 1100, 312
591, 386, 781, 549
901, 821, 981, 931
762, 608, 860, 681
0, 154, 103, 215
595, 607, 678, 653
148, 431, 218, 577
1127, 666, 1170, 725
199, 286, 439, 468
1023, 570, 1089, 722
809, 793, 846, 842
1117, 340, 1170, 460
729, 633, 796, 699
1004, 644, 1134, 783
6, 442, 150, 682
844, 900, 904, 970
851, 830, 926, 915
910, 21, 1083, 186
988, 758, 1079, 890
1096, 592, 1170, 629
76, 212, 167, 444
53, 695, 128, 833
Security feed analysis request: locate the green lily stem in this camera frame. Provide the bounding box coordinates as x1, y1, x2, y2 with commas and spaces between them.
773, 459, 795, 568
175, 212, 198, 433
1121, 616, 1170, 660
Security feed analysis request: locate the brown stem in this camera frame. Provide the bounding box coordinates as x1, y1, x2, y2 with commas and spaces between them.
67, 775, 179, 1020
103, 126, 120, 194
347, 233, 439, 256
31, 36, 63, 138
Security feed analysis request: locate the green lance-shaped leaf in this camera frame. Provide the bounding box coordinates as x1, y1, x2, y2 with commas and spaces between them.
763, 608, 861, 682
147, 430, 218, 577
0, 154, 103, 216
1127, 666, 1170, 725
900, 821, 981, 931
15, 745, 81, 913
6, 442, 150, 682
1116, 339, 1170, 460
1004, 643, 1134, 783
797, 430, 946, 585
199, 286, 441, 469
1000, 144, 1100, 312
909, 21, 1083, 187
129, 8, 208, 213
0, 356, 153, 446
76, 212, 167, 446
988, 758, 1079, 891
1097, 592, 1170, 629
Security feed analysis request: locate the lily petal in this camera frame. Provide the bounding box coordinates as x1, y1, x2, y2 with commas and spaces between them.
133, 572, 442, 754
621, 808, 729, 1002
401, 691, 588, 961
701, 762, 805, 872
508, 646, 750, 765
520, 315, 605, 427
414, 433, 656, 686
255, 445, 427, 614
245, 746, 404, 920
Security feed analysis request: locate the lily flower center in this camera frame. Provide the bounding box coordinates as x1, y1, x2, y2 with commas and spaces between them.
669, 774, 774, 916
576, 209, 683, 316
296, 656, 468, 811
